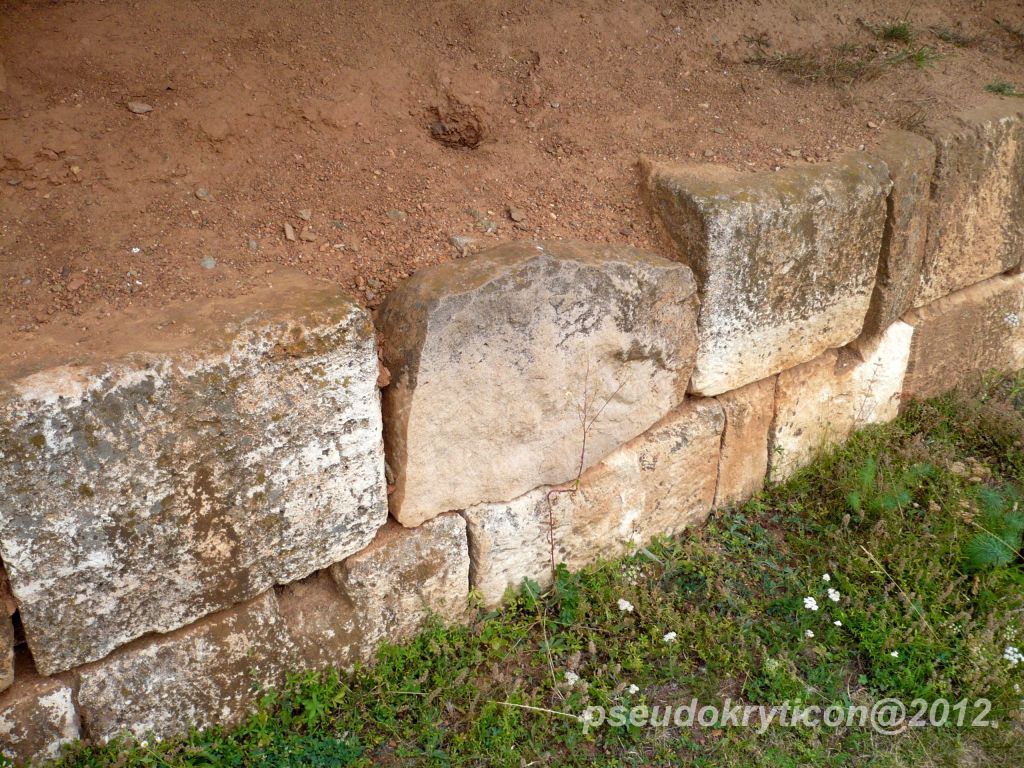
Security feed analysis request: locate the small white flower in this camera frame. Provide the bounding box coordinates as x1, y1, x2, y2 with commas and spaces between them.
827, 588, 841, 603
890, 651, 899, 658
662, 631, 678, 643
627, 684, 640, 694
617, 598, 634, 613
139, 740, 149, 748
1004, 646, 1024, 667
564, 670, 581, 686
805, 629, 814, 638
834, 620, 843, 627
803, 596, 819, 611
822, 573, 831, 582
131, 246, 142, 254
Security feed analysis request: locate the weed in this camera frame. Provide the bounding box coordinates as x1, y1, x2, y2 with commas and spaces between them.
985, 81, 1022, 97
930, 26, 984, 47
878, 20, 914, 44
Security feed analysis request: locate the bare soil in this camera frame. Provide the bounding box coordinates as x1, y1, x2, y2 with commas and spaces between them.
1, 0, 1023, 365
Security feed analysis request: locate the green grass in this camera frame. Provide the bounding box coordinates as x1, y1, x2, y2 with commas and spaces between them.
878, 20, 914, 44
985, 81, 1022, 97
41, 377, 1024, 767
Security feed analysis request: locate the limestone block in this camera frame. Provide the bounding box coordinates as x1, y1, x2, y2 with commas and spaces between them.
860, 130, 936, 340
0, 666, 80, 766
770, 321, 914, 481
902, 274, 1024, 401
377, 241, 700, 526
714, 377, 776, 508
279, 514, 470, 669
645, 154, 890, 395
0, 279, 388, 674
463, 399, 724, 605
914, 102, 1024, 306
75, 591, 295, 743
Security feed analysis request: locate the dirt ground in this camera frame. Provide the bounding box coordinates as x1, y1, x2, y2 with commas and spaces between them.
1, 0, 1023, 364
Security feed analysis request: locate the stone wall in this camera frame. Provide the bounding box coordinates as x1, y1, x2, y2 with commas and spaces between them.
2, 99, 1023, 765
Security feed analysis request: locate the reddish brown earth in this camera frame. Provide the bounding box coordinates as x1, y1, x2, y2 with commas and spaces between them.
1, 0, 1023, 365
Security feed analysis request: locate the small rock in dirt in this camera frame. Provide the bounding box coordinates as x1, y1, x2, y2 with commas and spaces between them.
194, 187, 212, 201
200, 256, 217, 270
386, 209, 407, 222
476, 219, 498, 234
283, 222, 297, 242
367, 277, 383, 290
507, 206, 526, 223
297, 208, 312, 221
127, 101, 154, 115
247, 239, 259, 251
299, 226, 316, 242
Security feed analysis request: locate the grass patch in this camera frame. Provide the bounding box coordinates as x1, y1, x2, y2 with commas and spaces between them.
877, 20, 914, 44
39, 377, 1024, 768
930, 26, 984, 48
985, 81, 1023, 97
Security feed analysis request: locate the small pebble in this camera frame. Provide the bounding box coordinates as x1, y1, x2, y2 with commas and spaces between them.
194, 187, 212, 201
508, 206, 526, 223
200, 256, 217, 270
299, 226, 316, 242
127, 101, 154, 114
297, 209, 312, 221
284, 222, 297, 242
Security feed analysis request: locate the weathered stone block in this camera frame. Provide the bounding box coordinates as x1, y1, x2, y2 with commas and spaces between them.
914, 102, 1024, 306
860, 130, 936, 340
0, 665, 80, 766
770, 321, 914, 481
0, 279, 387, 674
463, 399, 723, 606
279, 514, 470, 670
714, 377, 776, 508
76, 591, 295, 743
645, 154, 890, 395
377, 241, 699, 526
902, 274, 1024, 401
333, 514, 470, 649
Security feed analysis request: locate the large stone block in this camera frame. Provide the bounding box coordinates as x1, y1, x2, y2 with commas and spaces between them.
770, 321, 914, 481
0, 664, 80, 766
279, 514, 470, 670
0, 279, 387, 674
902, 274, 1024, 401
76, 591, 295, 743
714, 377, 776, 508
860, 130, 936, 340
377, 241, 700, 526
645, 154, 890, 395
914, 102, 1024, 306
463, 399, 723, 606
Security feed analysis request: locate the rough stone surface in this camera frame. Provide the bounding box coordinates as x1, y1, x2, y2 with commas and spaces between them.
860, 130, 936, 341
279, 514, 471, 669
0, 664, 80, 766
902, 274, 1024, 402
463, 399, 724, 606
76, 591, 295, 743
0, 563, 13, 694
715, 377, 776, 508
0, 280, 388, 675
645, 154, 890, 395
770, 321, 914, 481
0, 618, 12, 694
914, 102, 1024, 306
377, 240, 700, 526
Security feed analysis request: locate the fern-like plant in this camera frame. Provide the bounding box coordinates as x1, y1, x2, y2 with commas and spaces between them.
845, 457, 933, 519
962, 485, 1024, 572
